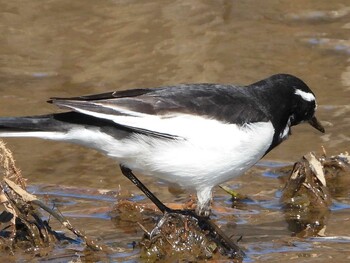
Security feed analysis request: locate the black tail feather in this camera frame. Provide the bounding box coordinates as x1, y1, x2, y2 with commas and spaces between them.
0, 112, 117, 133
0, 114, 61, 132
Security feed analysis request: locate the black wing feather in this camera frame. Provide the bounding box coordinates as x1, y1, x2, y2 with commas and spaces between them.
49, 88, 154, 101
49, 83, 269, 125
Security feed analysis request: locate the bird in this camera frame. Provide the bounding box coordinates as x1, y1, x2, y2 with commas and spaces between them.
0, 73, 325, 216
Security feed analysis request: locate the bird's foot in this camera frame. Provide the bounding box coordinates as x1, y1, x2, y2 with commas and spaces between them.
163, 207, 209, 221
156, 206, 244, 259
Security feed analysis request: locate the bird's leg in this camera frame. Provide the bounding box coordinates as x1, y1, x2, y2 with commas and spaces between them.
119, 165, 243, 257
119, 165, 172, 213
196, 187, 212, 217
119, 165, 203, 218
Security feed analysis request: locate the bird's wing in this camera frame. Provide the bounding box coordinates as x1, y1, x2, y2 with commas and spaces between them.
49, 84, 268, 139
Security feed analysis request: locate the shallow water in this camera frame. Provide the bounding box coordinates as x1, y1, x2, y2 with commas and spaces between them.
0, 0, 350, 261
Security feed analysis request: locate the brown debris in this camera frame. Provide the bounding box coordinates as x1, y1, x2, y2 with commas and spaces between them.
0, 140, 109, 254
114, 200, 244, 261
0, 140, 57, 253
320, 152, 350, 197
138, 212, 244, 262
281, 151, 349, 237
140, 213, 216, 261
281, 152, 332, 209
0, 140, 26, 189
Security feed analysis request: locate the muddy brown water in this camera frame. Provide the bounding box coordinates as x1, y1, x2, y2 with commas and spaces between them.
0, 1, 350, 262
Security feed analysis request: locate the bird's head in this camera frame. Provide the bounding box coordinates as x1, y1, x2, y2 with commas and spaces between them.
285, 75, 325, 133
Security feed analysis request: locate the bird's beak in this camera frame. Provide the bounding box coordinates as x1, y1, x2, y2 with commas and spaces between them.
308, 116, 325, 133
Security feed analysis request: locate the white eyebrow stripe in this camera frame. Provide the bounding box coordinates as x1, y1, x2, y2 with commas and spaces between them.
294, 89, 315, 102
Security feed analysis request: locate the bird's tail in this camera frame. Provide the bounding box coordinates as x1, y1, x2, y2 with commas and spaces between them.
0, 113, 74, 139
0, 111, 128, 144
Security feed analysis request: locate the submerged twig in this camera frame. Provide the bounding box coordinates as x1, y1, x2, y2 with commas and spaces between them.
0, 140, 109, 253
3, 178, 110, 252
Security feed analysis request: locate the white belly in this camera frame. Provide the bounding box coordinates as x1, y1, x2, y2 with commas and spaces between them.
103, 118, 275, 191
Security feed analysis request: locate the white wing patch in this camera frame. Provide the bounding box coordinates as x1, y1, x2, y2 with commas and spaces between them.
56, 102, 212, 139
294, 89, 315, 102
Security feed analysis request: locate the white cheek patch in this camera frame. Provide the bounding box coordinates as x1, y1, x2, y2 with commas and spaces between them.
294, 89, 315, 102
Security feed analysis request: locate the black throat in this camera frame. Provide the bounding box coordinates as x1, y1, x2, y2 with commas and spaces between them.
247, 78, 295, 154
